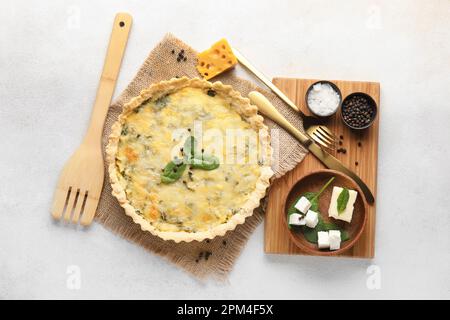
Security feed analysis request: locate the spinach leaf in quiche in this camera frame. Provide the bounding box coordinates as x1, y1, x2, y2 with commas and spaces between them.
153, 95, 170, 110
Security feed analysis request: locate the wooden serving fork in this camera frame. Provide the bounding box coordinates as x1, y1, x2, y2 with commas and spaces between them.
51, 13, 132, 225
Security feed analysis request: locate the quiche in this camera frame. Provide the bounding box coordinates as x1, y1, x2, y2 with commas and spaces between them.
106, 77, 273, 242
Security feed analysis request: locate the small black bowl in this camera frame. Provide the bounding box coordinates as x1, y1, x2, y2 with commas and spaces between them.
340, 92, 377, 130
305, 80, 342, 118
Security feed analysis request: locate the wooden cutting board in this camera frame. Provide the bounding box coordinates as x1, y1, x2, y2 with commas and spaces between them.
264, 77, 380, 258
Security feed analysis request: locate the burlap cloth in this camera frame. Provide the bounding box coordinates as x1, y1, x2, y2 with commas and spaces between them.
96, 34, 307, 280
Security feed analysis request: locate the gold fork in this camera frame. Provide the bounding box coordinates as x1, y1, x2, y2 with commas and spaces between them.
51, 13, 132, 225
232, 47, 337, 150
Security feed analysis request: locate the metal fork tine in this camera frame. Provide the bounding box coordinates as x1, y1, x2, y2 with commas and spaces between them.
311, 133, 330, 149
80, 196, 98, 226
314, 130, 334, 146
71, 190, 86, 224
313, 132, 335, 150
64, 188, 78, 222
318, 125, 336, 142
51, 187, 70, 220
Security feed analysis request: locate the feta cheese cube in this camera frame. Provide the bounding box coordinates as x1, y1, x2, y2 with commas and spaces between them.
304, 210, 319, 228
328, 186, 358, 223
328, 230, 341, 250
294, 196, 311, 214
288, 213, 306, 226
317, 231, 330, 249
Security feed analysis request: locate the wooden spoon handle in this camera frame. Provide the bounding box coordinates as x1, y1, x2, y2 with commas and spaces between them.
84, 13, 132, 144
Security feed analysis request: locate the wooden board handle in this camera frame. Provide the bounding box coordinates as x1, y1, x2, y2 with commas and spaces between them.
84, 13, 132, 144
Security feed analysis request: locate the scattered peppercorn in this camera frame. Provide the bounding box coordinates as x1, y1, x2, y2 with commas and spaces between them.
206, 239, 210, 243
339, 141, 343, 146
171, 49, 175, 54
207, 89, 216, 97
340, 135, 344, 140
177, 57, 181, 62
205, 251, 212, 260
195, 259, 199, 263
355, 161, 359, 166
358, 142, 362, 147
183, 57, 187, 62
222, 240, 227, 246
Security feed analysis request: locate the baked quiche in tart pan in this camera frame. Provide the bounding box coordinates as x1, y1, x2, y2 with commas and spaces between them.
106, 77, 273, 242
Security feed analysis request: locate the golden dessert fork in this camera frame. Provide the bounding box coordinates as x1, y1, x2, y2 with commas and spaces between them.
232, 47, 337, 150
51, 13, 132, 225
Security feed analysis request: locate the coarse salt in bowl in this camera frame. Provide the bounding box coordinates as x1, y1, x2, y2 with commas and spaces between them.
305, 81, 342, 117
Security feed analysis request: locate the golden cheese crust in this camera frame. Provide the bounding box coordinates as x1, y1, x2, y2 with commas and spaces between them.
106, 77, 273, 242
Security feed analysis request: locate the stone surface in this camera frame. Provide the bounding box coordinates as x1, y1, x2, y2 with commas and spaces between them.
0, 0, 449, 299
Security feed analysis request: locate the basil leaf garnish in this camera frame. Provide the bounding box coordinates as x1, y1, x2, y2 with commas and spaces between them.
161, 161, 187, 184
337, 188, 350, 214
161, 135, 219, 184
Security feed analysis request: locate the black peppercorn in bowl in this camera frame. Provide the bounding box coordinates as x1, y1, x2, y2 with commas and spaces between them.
340, 92, 377, 130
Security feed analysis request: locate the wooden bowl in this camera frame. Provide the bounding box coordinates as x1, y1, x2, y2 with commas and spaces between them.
282, 169, 368, 256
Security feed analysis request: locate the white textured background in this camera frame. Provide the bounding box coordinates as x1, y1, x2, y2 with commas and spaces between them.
0, 0, 449, 299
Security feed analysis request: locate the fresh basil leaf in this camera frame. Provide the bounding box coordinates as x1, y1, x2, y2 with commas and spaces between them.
337, 188, 350, 214
161, 161, 187, 184
190, 154, 220, 170
300, 215, 324, 243
183, 136, 197, 159
340, 230, 350, 242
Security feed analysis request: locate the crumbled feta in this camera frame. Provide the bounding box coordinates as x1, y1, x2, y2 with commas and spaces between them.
328, 230, 341, 250
317, 231, 330, 249
288, 213, 306, 226
294, 196, 311, 214
304, 210, 319, 228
